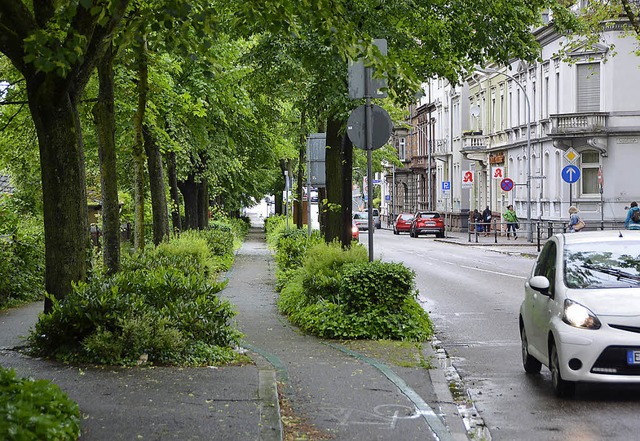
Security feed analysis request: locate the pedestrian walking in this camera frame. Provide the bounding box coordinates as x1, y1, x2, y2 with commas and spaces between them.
503, 205, 519, 240
625, 201, 640, 230
482, 206, 492, 236
568, 206, 585, 232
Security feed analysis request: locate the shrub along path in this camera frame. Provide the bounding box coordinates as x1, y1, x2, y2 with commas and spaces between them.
0, 228, 467, 440
224, 228, 468, 441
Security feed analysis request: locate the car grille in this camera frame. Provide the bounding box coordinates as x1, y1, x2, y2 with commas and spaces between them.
609, 324, 640, 334
591, 346, 640, 375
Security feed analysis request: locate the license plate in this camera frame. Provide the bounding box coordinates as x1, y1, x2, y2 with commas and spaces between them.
627, 350, 640, 365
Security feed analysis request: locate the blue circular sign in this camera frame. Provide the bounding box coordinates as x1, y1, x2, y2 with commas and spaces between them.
501, 178, 514, 192
562, 165, 580, 183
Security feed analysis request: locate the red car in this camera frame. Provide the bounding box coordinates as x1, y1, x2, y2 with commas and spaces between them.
410, 211, 445, 238
393, 213, 414, 234
351, 222, 360, 241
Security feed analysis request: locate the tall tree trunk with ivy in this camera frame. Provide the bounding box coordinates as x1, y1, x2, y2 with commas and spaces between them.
143, 125, 170, 244
132, 33, 148, 251
166, 151, 182, 234
93, 44, 120, 275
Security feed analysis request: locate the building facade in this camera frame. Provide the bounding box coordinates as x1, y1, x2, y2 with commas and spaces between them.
384, 17, 640, 232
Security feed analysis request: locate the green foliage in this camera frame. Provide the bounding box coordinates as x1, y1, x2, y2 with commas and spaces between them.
274, 238, 432, 342
0, 367, 80, 441
28, 233, 243, 367
299, 241, 368, 304
0, 198, 45, 309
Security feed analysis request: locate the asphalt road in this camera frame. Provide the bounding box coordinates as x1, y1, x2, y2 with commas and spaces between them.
367, 229, 640, 441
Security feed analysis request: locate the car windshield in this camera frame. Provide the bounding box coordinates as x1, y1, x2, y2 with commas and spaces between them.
564, 241, 640, 289
418, 213, 439, 219
354, 213, 368, 220
399, 214, 413, 220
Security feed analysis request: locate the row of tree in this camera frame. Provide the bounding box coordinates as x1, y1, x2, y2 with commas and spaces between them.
2, 0, 636, 313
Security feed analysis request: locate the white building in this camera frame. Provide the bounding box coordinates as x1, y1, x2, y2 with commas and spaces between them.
386, 15, 640, 233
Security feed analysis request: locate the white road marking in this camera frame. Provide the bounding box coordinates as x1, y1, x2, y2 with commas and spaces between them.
460, 265, 526, 279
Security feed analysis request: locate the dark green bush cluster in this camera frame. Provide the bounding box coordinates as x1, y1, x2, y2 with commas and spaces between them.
28, 232, 243, 367
0, 367, 80, 441
0, 206, 45, 309
277, 241, 433, 341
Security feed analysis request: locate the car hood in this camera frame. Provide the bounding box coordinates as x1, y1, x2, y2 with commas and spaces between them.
568, 288, 640, 316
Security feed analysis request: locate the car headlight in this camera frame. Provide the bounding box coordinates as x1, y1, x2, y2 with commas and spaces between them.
352, 226, 358, 233
562, 299, 601, 329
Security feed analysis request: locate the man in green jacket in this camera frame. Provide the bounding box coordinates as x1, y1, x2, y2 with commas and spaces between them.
503, 205, 519, 240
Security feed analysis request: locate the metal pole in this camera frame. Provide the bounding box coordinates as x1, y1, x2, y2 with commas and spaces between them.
365, 70, 374, 261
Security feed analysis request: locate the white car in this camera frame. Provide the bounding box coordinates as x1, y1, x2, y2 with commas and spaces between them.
519, 230, 640, 397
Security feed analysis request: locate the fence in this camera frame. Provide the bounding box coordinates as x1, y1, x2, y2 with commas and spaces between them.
468, 219, 628, 252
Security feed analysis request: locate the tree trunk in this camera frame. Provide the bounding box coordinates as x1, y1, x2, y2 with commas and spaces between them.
28, 90, 88, 313
166, 151, 182, 234
143, 125, 170, 244
197, 178, 209, 229
93, 44, 120, 275
324, 117, 353, 246
132, 33, 148, 251
178, 174, 199, 230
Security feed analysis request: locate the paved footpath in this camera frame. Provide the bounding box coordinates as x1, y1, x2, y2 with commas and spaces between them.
225, 229, 468, 441
0, 229, 470, 441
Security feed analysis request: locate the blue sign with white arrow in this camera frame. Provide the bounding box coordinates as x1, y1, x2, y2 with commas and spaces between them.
562, 165, 580, 183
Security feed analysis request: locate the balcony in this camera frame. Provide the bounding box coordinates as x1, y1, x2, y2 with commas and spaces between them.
410, 155, 429, 170
433, 139, 449, 156
461, 132, 488, 151
549, 112, 608, 137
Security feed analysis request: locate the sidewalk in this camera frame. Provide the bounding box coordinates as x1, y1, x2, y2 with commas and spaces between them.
0, 229, 470, 441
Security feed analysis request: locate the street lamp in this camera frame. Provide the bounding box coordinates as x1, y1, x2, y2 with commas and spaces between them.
477, 67, 532, 242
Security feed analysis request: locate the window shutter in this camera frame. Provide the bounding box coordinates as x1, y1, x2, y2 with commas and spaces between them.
577, 63, 600, 112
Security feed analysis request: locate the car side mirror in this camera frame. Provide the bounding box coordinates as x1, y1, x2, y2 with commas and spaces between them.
528, 275, 551, 296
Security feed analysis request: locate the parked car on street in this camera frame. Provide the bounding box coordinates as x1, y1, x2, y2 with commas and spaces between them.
410, 211, 445, 238
394, 213, 414, 235
352, 211, 369, 231
519, 230, 640, 397
371, 208, 381, 229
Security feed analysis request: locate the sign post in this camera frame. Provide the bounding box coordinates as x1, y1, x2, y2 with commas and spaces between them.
347, 39, 388, 261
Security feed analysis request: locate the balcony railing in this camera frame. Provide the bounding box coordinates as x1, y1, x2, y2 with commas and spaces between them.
410, 155, 429, 169
550, 112, 608, 135
461, 133, 488, 151
433, 139, 449, 155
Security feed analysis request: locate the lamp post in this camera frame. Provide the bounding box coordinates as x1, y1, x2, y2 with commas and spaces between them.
477, 67, 532, 242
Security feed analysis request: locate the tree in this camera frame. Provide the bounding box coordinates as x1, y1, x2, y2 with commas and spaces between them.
0, 1, 130, 311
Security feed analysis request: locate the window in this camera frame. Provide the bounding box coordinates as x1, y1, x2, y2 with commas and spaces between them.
577, 63, 600, 112
535, 241, 557, 296
398, 137, 406, 161
580, 150, 600, 195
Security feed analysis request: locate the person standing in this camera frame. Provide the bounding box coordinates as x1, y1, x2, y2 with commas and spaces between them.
625, 201, 640, 230
482, 206, 492, 236
503, 205, 519, 240
472, 209, 483, 233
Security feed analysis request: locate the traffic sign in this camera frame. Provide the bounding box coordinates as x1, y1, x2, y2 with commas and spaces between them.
562, 165, 580, 183
442, 181, 451, 191
347, 104, 393, 150
564, 148, 579, 163
500, 178, 514, 192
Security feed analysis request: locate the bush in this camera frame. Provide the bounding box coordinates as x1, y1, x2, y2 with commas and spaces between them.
298, 241, 367, 303
277, 242, 432, 341
0, 216, 45, 309
28, 234, 243, 367
274, 228, 323, 290
0, 367, 80, 441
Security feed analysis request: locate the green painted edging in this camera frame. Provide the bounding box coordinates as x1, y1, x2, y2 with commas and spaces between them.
327, 343, 454, 441
242, 342, 290, 386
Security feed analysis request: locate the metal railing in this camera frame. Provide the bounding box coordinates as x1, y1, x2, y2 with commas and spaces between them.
469, 219, 629, 252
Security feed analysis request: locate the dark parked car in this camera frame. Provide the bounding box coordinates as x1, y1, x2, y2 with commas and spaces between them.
410, 211, 445, 238
393, 213, 414, 235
